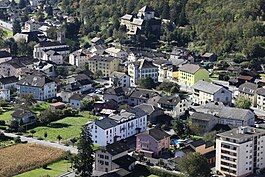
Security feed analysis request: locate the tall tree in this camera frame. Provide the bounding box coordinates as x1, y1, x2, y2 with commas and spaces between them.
138, 77, 156, 89
179, 152, 211, 177
235, 96, 252, 109
74, 127, 94, 177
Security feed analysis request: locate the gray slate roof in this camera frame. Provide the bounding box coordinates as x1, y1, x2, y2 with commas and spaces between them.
179, 64, 201, 74
238, 82, 258, 95
95, 118, 118, 130
17, 75, 54, 87
193, 81, 222, 94
256, 88, 265, 96
190, 112, 217, 122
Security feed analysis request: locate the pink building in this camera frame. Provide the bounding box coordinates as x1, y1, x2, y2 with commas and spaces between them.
136, 128, 170, 158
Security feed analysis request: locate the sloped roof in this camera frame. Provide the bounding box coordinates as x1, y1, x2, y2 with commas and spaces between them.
17, 75, 54, 87
193, 80, 222, 94
139, 128, 170, 141
238, 82, 258, 95
256, 88, 265, 96
139, 5, 154, 12
95, 118, 118, 130
179, 64, 201, 74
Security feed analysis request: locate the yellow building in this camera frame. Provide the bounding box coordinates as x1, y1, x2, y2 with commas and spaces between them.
86, 55, 120, 77
178, 64, 209, 86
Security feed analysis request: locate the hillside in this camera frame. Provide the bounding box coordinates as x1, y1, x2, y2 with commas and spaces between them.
59, 0, 265, 59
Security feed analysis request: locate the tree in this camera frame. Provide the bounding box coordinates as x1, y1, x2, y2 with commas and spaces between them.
178, 152, 211, 177
12, 20, 21, 35
235, 96, 252, 109
56, 66, 68, 76
73, 127, 94, 177
171, 119, 185, 136
44, 132, 48, 139
30, 130, 36, 137
157, 81, 180, 94
19, 94, 36, 108
81, 98, 94, 111
18, 0, 26, 9
138, 77, 156, 89
57, 135, 62, 143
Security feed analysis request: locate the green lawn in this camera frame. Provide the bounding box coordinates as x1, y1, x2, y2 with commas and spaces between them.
32, 102, 51, 115
15, 160, 71, 177
29, 111, 97, 142
148, 175, 160, 177
0, 109, 14, 124
1, 28, 13, 38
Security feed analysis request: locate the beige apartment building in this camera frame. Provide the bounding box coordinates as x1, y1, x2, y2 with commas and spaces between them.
216, 126, 265, 177
86, 55, 119, 77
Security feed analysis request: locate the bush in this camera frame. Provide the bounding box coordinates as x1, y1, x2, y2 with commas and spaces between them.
0, 120, 5, 126
14, 136, 21, 143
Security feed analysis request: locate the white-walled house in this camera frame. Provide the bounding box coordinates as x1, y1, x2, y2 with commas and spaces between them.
17, 75, 56, 101
87, 108, 147, 146
105, 47, 128, 58
0, 89, 10, 101
42, 50, 64, 64
157, 94, 190, 118
257, 88, 265, 111
192, 81, 232, 105
69, 49, 92, 68
128, 59, 158, 87
109, 71, 130, 87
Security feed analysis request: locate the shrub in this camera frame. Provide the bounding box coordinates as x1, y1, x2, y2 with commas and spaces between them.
14, 136, 21, 143
0, 120, 6, 126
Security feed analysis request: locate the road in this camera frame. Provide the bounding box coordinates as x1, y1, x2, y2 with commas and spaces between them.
2, 132, 78, 154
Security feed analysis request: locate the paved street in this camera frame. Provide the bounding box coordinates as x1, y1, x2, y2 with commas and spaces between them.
2, 132, 78, 154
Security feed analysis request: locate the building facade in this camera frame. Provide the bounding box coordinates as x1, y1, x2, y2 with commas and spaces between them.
256, 88, 265, 111
86, 55, 119, 77
128, 59, 158, 87
192, 81, 232, 105
216, 127, 265, 177
17, 75, 56, 101
87, 109, 147, 146
178, 64, 209, 87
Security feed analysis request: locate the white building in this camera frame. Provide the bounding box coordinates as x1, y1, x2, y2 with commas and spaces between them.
256, 88, 265, 111
0, 50, 12, 64
216, 126, 265, 177
42, 50, 64, 64
69, 49, 91, 68
33, 41, 69, 59
0, 89, 10, 101
194, 102, 255, 127
105, 47, 128, 58
128, 59, 158, 87
157, 94, 190, 118
192, 80, 232, 105
109, 71, 130, 87
23, 20, 41, 32
87, 109, 147, 146
153, 59, 173, 82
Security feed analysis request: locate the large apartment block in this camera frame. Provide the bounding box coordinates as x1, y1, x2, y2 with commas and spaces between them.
87, 108, 147, 146
216, 126, 265, 177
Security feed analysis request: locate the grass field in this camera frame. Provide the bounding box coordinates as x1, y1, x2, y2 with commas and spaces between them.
0, 109, 14, 124
28, 111, 98, 142
16, 160, 71, 177
0, 143, 65, 177
31, 102, 51, 115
